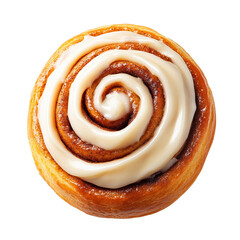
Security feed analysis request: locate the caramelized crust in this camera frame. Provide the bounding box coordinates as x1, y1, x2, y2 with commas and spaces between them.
27, 24, 216, 218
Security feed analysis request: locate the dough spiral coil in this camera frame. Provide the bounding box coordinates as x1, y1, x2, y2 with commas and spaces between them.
37, 31, 196, 189
28, 24, 215, 218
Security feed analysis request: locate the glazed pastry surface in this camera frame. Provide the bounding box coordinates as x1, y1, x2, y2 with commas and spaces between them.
28, 24, 216, 218
38, 31, 196, 188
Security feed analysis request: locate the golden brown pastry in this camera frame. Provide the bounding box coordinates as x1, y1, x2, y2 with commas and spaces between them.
28, 24, 216, 218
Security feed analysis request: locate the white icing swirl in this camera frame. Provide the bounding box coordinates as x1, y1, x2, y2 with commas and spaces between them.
69, 66, 153, 150
38, 31, 196, 189
94, 90, 130, 121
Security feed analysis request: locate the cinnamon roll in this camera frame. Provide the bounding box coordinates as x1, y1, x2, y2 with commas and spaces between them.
27, 24, 216, 218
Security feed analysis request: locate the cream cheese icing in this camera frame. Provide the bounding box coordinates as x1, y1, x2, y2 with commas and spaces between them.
38, 31, 196, 189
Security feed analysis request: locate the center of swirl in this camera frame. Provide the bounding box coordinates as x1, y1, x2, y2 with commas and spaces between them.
68, 60, 154, 150
57, 54, 165, 162
94, 88, 130, 121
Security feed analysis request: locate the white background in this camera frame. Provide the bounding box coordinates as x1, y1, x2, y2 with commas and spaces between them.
1, 0, 239, 239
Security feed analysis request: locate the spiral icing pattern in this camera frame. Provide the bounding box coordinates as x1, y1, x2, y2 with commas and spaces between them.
38, 31, 196, 189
